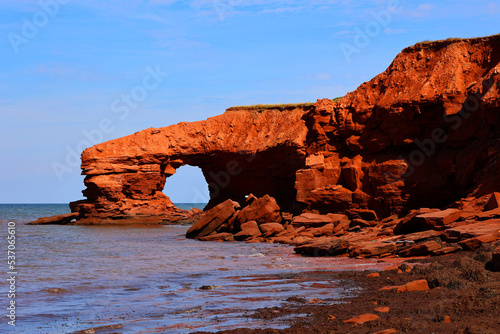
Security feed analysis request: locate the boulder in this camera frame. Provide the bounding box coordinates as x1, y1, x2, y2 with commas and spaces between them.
236, 195, 281, 226
259, 223, 285, 236
414, 209, 462, 229
234, 221, 262, 241
303, 185, 353, 212
186, 200, 238, 239
294, 238, 349, 256
28, 212, 80, 225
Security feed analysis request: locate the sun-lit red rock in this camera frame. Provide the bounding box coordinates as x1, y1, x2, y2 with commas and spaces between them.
343, 313, 380, 325
396, 279, 430, 293
234, 221, 262, 241
235, 195, 282, 226
33, 35, 500, 234
414, 209, 463, 230
259, 223, 285, 237
186, 199, 239, 239
458, 234, 499, 250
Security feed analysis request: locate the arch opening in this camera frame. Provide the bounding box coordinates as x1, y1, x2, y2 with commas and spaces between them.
162, 165, 209, 211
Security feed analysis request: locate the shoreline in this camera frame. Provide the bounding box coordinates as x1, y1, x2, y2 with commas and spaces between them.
192, 243, 500, 334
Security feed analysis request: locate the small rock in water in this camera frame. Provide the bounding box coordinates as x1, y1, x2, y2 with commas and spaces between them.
199, 285, 218, 290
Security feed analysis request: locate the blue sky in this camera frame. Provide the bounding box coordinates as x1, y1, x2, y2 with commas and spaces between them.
0, 0, 499, 204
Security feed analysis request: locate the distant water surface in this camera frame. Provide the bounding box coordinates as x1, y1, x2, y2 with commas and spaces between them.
0, 204, 389, 333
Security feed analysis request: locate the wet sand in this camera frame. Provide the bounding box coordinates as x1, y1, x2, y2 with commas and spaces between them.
194, 242, 500, 334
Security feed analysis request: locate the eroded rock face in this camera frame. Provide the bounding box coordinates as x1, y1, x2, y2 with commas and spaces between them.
71, 106, 310, 224
299, 35, 500, 217
45, 35, 500, 225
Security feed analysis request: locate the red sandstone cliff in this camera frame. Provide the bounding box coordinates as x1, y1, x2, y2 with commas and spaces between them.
33, 34, 500, 225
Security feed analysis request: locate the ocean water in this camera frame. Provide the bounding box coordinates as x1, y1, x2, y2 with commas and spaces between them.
0, 204, 387, 333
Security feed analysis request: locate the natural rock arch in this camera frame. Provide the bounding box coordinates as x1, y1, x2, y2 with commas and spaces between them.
70, 106, 311, 224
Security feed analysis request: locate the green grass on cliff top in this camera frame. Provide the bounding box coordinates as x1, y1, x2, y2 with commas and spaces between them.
228, 97, 343, 111
414, 33, 500, 47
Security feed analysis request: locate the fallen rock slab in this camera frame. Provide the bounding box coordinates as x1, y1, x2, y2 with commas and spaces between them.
458, 234, 499, 250
414, 208, 462, 230
291, 213, 348, 227
294, 238, 349, 256
236, 195, 282, 225
443, 220, 500, 242
186, 199, 238, 239
234, 221, 262, 241
28, 212, 80, 225
259, 223, 284, 236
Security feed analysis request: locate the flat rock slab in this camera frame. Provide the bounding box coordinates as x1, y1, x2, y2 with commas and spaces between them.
444, 220, 500, 241
28, 212, 80, 225
294, 238, 349, 256
414, 208, 462, 229
292, 213, 348, 227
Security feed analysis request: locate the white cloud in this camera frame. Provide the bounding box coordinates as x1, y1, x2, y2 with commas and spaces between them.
407, 3, 435, 18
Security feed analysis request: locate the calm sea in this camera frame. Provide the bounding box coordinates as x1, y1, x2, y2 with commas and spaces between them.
0, 204, 386, 333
